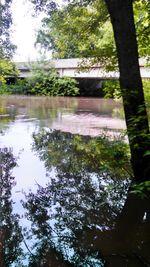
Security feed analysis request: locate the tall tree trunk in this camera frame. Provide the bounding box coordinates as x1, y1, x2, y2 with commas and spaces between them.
104, 0, 150, 182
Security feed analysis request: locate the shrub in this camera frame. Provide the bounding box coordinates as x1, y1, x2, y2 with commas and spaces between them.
0, 79, 27, 95
21, 61, 79, 96
102, 79, 150, 102
143, 79, 150, 102
0, 59, 19, 85
0, 71, 79, 97
26, 74, 79, 96
102, 80, 121, 98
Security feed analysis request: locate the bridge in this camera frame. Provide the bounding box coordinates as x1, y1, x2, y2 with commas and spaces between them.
16, 58, 150, 80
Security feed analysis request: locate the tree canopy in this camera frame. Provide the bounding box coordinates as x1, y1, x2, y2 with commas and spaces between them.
0, 1, 18, 85
0, 0, 15, 59
35, 0, 150, 65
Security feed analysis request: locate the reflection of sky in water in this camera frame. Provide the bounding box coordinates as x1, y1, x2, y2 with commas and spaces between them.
0, 98, 127, 222
0, 120, 54, 212
0, 120, 55, 265
0, 97, 126, 201
0, 96, 137, 267
0, 118, 112, 266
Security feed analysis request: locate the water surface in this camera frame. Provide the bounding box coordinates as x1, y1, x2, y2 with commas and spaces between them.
0, 96, 149, 267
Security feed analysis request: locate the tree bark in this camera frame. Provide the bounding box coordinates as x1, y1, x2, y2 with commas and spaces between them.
104, 0, 150, 182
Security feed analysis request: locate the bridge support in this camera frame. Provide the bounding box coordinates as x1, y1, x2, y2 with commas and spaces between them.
76, 78, 104, 97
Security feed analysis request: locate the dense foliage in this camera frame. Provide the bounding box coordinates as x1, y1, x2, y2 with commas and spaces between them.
102, 79, 150, 102
0, 0, 15, 58
25, 68, 79, 96
0, 64, 79, 96
134, 0, 150, 58
0, 58, 18, 85
36, 1, 117, 68
35, 0, 150, 66
0, 0, 18, 86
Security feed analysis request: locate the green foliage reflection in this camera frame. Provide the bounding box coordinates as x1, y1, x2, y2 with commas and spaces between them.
0, 148, 23, 266
22, 130, 133, 266
33, 129, 131, 179
21, 129, 150, 266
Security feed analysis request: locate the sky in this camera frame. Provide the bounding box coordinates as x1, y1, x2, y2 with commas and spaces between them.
11, 0, 46, 62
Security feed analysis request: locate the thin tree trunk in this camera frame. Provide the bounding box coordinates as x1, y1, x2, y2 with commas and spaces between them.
104, 0, 150, 182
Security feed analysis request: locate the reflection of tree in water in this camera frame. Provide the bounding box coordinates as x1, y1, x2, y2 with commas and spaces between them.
0, 103, 17, 135
22, 130, 128, 265
1, 128, 149, 266
0, 148, 23, 267
22, 130, 150, 266
32, 129, 131, 179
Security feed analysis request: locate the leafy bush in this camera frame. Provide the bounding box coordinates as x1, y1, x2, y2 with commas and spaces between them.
102, 79, 150, 102
102, 80, 121, 98
143, 79, 150, 102
0, 79, 27, 95
21, 61, 79, 96
0, 59, 19, 85
25, 73, 79, 96
0, 62, 80, 96
131, 181, 150, 198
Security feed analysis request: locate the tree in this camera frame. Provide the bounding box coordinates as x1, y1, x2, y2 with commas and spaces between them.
134, 0, 150, 58
36, 1, 116, 64
0, 58, 18, 85
31, 0, 150, 182
0, 0, 18, 86
35, 1, 150, 64
104, 0, 150, 182
0, 0, 15, 59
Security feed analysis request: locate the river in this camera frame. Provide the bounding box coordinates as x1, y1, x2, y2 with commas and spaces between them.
0, 95, 149, 267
